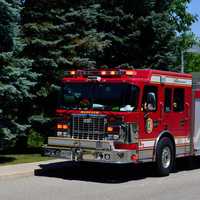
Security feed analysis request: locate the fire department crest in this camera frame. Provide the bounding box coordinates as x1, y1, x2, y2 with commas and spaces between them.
146, 118, 153, 133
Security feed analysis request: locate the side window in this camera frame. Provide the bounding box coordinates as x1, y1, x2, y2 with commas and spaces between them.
164, 88, 172, 112
173, 88, 184, 112
142, 86, 158, 112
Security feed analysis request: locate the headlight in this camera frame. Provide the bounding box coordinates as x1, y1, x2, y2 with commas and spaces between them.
57, 131, 71, 137
107, 134, 120, 140
106, 125, 121, 140
57, 131, 63, 137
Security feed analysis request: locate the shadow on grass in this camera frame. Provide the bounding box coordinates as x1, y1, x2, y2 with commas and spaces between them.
35, 156, 200, 184
0, 156, 16, 164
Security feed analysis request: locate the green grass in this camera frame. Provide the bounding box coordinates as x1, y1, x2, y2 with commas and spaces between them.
0, 154, 54, 166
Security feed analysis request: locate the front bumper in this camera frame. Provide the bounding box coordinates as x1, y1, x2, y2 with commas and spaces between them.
44, 137, 138, 164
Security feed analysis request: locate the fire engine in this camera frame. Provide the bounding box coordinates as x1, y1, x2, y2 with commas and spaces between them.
44, 69, 200, 176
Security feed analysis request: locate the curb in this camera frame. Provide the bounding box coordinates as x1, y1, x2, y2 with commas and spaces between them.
0, 159, 66, 180
0, 170, 35, 180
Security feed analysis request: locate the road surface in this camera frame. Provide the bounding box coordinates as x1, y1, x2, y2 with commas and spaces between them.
0, 158, 200, 200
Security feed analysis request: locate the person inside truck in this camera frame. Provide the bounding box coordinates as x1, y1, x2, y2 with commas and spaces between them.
143, 92, 156, 111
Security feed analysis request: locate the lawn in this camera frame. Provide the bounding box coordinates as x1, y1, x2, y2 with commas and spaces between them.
0, 154, 54, 166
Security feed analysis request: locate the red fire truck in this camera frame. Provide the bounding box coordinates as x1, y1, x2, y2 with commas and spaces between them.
44, 69, 200, 176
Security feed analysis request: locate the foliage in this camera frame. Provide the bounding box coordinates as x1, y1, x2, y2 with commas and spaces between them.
0, 0, 38, 144
185, 53, 200, 72
0, 0, 18, 52
20, 0, 196, 124
27, 129, 45, 148
22, 0, 197, 72
169, 0, 197, 33
0, 0, 197, 149
174, 31, 199, 70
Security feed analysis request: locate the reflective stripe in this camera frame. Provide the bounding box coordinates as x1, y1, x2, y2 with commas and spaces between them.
151, 75, 192, 86
175, 137, 190, 145
141, 140, 155, 148
140, 136, 190, 148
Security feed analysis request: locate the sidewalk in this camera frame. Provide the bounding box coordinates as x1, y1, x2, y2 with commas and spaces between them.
0, 159, 66, 179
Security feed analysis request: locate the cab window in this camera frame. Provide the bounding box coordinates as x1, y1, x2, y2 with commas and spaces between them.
164, 88, 172, 112
142, 86, 158, 112
173, 88, 184, 112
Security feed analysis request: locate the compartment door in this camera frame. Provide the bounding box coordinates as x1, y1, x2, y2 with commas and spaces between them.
193, 99, 200, 150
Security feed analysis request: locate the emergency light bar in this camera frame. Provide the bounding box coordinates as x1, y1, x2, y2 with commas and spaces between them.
64, 69, 137, 77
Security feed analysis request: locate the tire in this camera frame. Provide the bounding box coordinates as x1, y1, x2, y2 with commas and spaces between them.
156, 137, 175, 176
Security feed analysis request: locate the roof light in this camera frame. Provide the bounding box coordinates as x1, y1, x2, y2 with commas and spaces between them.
101, 71, 107, 75
110, 71, 116, 75
70, 71, 76, 75
125, 70, 136, 76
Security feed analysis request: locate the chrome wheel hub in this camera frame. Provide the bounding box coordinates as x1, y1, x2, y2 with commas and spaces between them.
162, 146, 171, 169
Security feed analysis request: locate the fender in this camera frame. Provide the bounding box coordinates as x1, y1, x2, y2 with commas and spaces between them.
153, 131, 175, 161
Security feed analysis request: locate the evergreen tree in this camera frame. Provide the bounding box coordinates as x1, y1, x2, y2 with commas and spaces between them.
0, 0, 38, 143
21, 0, 196, 137
22, 0, 196, 73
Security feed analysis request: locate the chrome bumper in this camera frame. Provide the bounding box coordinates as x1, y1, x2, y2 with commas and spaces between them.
44, 137, 138, 164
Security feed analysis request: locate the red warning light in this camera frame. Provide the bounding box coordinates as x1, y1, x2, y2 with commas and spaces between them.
70, 71, 76, 75
101, 71, 107, 75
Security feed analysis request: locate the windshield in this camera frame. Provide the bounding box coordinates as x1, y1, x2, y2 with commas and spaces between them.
60, 83, 139, 112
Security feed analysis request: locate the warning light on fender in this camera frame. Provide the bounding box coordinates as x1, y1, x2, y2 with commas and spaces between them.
62, 124, 69, 129
57, 124, 63, 129
107, 127, 113, 132
131, 154, 138, 161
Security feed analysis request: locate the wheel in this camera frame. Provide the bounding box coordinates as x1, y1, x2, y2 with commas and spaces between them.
156, 137, 175, 176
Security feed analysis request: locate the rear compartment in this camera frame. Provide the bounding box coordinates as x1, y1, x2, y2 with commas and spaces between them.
192, 73, 200, 155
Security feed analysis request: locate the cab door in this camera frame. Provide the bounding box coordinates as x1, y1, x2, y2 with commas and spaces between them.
162, 87, 190, 155
141, 85, 162, 139
163, 88, 187, 136
172, 88, 190, 136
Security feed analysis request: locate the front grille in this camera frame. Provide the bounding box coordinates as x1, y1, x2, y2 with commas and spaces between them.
71, 114, 106, 140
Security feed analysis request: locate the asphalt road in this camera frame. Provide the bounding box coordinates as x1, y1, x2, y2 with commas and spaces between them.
1, 158, 200, 200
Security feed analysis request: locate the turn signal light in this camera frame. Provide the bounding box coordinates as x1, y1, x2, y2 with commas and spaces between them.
57, 124, 69, 129
107, 127, 113, 132
57, 124, 63, 129
62, 124, 69, 129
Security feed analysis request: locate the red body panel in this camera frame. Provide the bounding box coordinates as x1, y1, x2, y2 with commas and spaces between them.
195, 90, 200, 99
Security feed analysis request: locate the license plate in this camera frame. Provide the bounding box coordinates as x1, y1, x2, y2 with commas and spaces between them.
82, 153, 96, 160
96, 141, 102, 149
60, 150, 72, 159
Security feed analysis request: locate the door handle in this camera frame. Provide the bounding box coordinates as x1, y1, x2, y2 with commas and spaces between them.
159, 102, 164, 121
185, 102, 190, 120
179, 119, 185, 127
